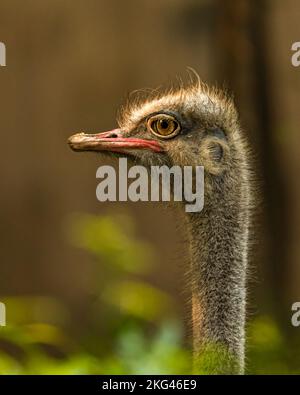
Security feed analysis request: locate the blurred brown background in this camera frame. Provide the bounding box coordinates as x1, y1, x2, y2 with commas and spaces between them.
0, 0, 299, 341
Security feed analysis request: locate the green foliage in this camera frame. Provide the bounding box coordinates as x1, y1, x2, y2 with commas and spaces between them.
0, 213, 299, 374
246, 316, 300, 374
0, 213, 190, 374
68, 213, 154, 274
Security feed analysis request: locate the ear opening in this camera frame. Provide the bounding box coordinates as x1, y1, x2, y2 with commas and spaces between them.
200, 137, 229, 175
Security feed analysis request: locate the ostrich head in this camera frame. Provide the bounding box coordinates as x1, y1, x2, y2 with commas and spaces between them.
68, 80, 251, 375
69, 82, 245, 181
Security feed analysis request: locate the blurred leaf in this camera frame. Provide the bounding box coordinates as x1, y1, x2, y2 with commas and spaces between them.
248, 316, 284, 349
246, 316, 291, 374
115, 321, 191, 374
67, 213, 154, 274
1, 297, 69, 326
24, 323, 72, 348
0, 352, 23, 375
102, 280, 171, 321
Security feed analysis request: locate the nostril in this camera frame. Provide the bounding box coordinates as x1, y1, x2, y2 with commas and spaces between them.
110, 133, 118, 138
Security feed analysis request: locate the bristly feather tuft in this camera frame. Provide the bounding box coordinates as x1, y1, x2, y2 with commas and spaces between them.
117, 72, 239, 135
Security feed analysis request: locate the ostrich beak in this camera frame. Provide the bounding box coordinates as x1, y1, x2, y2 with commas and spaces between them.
68, 129, 164, 153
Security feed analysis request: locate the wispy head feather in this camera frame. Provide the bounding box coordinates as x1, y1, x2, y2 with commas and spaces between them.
117, 72, 238, 135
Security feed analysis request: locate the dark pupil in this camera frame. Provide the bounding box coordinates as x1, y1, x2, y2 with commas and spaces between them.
160, 120, 169, 129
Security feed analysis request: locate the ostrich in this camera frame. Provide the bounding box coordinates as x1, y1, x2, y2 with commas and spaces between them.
68, 80, 252, 374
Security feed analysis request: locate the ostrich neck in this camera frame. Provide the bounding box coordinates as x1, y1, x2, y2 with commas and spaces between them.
185, 182, 249, 374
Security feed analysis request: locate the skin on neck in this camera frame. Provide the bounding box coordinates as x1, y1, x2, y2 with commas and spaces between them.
185, 175, 249, 375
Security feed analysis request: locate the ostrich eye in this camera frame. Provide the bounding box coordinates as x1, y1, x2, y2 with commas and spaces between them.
147, 114, 180, 139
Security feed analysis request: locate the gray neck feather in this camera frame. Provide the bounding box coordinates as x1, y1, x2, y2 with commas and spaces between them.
185, 177, 249, 374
